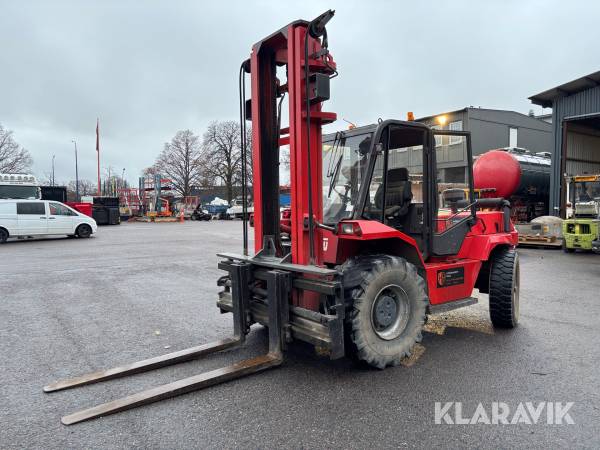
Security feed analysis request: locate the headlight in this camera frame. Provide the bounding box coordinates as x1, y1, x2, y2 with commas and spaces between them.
339, 222, 362, 236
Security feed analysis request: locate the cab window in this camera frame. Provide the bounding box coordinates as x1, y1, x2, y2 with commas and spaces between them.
49, 203, 76, 216
362, 125, 426, 248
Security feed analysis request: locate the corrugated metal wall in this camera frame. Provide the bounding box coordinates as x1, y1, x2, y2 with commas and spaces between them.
565, 132, 600, 175
550, 85, 600, 215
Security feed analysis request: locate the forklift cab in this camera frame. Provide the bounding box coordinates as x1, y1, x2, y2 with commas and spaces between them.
323, 120, 476, 259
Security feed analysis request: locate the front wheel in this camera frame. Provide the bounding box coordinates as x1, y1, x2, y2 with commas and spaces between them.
76, 224, 92, 238
343, 255, 428, 369
489, 248, 520, 328
562, 241, 574, 253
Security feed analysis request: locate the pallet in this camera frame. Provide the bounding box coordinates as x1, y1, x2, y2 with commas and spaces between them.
518, 234, 562, 248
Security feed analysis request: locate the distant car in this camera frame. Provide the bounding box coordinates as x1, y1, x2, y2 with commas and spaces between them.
0, 199, 98, 243
190, 205, 211, 221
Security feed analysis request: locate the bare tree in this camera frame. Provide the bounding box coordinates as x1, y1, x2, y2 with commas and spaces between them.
280, 147, 290, 170
200, 120, 252, 203
67, 179, 96, 199
154, 130, 202, 197
142, 166, 160, 178
0, 123, 33, 173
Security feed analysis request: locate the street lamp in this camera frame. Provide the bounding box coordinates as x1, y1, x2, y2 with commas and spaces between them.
51, 154, 56, 186
121, 168, 126, 190
72, 139, 79, 201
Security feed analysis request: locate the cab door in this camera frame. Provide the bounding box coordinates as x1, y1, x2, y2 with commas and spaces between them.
16, 202, 48, 235
430, 130, 476, 256
48, 202, 77, 234
357, 122, 431, 253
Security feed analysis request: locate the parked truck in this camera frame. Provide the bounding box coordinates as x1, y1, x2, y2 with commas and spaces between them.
0, 173, 41, 200
225, 196, 253, 220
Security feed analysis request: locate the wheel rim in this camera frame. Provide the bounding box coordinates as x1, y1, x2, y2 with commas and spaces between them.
80, 226, 90, 237
370, 284, 410, 340
0, 229, 7, 241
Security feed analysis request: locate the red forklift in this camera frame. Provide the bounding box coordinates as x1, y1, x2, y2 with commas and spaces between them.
44, 10, 519, 424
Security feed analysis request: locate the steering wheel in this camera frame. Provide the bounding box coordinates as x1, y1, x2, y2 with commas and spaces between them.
327, 183, 352, 222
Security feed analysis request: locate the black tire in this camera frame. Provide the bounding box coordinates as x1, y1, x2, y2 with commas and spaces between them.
76, 224, 92, 238
0, 228, 8, 244
341, 255, 428, 369
489, 248, 520, 328
190, 215, 197, 221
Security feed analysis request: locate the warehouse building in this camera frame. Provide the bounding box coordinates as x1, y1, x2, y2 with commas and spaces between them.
530, 70, 600, 217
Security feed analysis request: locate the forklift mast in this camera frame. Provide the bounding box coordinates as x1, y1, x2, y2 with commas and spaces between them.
249, 12, 337, 266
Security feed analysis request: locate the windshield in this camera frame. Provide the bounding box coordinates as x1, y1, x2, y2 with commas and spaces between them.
0, 185, 40, 199
323, 132, 373, 224
574, 181, 600, 203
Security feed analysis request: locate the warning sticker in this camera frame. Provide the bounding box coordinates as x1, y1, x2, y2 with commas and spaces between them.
437, 267, 465, 288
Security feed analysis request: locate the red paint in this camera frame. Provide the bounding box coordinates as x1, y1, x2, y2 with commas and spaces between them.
250, 21, 336, 310
425, 259, 481, 304
66, 202, 93, 218
473, 150, 521, 198
247, 16, 519, 314
321, 215, 517, 307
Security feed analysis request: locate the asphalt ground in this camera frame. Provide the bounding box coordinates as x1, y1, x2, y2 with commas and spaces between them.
1, 221, 599, 449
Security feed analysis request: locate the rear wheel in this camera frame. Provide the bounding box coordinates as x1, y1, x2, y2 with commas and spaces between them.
342, 255, 428, 369
489, 248, 520, 328
0, 228, 8, 243
76, 224, 92, 238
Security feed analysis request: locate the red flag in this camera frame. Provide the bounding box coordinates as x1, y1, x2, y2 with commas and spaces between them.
96, 118, 100, 152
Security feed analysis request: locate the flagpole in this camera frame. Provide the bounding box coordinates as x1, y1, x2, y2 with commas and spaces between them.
96, 118, 101, 196
97, 151, 100, 196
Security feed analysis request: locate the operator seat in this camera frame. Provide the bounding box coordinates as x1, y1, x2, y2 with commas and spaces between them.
374, 167, 413, 218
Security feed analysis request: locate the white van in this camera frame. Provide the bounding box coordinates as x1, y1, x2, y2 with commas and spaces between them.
0, 199, 98, 243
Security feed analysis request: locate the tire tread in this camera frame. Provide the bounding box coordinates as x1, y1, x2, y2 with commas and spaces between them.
489, 248, 518, 328
341, 255, 428, 369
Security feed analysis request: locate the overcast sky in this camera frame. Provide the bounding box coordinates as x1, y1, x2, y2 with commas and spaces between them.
1, 0, 599, 185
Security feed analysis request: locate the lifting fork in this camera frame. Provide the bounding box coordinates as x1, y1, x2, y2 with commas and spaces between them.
44, 264, 290, 425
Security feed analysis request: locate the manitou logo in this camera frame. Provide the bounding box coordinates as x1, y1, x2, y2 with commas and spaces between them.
323, 237, 328, 251
434, 402, 574, 425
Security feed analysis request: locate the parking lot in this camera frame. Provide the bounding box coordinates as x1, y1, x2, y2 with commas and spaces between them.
1, 221, 599, 449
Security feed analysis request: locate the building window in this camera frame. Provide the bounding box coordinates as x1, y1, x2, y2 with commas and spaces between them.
449, 121, 463, 144
431, 124, 443, 147
509, 127, 518, 147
